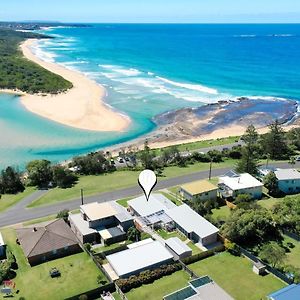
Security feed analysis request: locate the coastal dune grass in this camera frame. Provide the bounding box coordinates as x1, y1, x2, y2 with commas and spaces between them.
28, 159, 236, 208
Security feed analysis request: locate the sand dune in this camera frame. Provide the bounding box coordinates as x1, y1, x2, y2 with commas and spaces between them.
20, 39, 130, 132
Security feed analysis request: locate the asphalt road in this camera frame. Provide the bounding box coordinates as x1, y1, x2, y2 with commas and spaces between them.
0, 161, 298, 228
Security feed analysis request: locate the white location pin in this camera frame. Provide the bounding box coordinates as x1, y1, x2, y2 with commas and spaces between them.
138, 169, 157, 201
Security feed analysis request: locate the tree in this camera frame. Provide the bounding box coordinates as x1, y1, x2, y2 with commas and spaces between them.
0, 166, 24, 194
26, 160, 52, 187
263, 171, 279, 196
236, 125, 259, 175
262, 120, 289, 160
139, 140, 156, 170
56, 209, 69, 222
259, 242, 286, 267
221, 208, 281, 245
127, 226, 140, 242
52, 166, 77, 188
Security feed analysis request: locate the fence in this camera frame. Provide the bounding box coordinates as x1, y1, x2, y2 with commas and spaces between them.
115, 283, 129, 300
178, 259, 198, 279
64, 283, 115, 300
182, 244, 225, 265
238, 245, 293, 285
283, 230, 300, 242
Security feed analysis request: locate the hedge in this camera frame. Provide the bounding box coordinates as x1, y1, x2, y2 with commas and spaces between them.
116, 263, 182, 293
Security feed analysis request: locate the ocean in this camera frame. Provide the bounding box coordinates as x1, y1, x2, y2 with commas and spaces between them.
1, 24, 300, 169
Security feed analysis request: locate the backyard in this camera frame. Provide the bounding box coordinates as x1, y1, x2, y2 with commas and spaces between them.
126, 270, 191, 300
156, 228, 186, 241
0, 228, 108, 300
282, 235, 300, 269
189, 252, 286, 300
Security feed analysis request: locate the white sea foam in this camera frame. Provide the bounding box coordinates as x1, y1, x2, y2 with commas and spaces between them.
156, 76, 218, 95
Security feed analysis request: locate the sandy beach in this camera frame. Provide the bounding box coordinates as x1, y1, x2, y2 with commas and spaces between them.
19, 39, 130, 132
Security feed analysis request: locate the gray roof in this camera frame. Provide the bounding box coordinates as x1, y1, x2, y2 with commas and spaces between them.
110, 201, 133, 223
16, 219, 78, 258
128, 193, 176, 217
274, 169, 300, 181
190, 282, 234, 300
165, 237, 192, 255
69, 213, 97, 236
107, 240, 173, 277
166, 204, 219, 239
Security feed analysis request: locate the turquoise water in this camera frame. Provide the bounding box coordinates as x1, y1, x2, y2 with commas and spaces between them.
1, 24, 300, 169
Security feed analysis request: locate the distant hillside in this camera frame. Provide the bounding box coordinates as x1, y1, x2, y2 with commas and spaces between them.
0, 28, 72, 94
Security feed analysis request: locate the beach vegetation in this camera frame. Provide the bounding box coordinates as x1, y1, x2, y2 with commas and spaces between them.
52, 165, 78, 188
0, 166, 24, 194
0, 28, 72, 93
26, 159, 52, 188
236, 125, 260, 175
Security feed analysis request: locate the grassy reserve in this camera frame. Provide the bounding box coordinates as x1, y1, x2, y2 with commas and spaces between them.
28, 159, 236, 208
0, 28, 72, 93
0, 228, 107, 300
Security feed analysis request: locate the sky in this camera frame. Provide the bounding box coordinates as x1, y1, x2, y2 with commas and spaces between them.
1, 0, 300, 23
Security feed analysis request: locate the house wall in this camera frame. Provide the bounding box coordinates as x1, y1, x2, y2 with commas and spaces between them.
200, 232, 218, 246
0, 245, 5, 258
119, 219, 134, 232
103, 232, 127, 246
28, 244, 82, 266
278, 179, 300, 194
89, 216, 117, 228
69, 218, 98, 244
232, 186, 263, 199
180, 188, 218, 202
165, 244, 192, 260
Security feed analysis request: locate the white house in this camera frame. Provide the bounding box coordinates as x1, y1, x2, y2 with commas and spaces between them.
219, 171, 263, 199
274, 169, 300, 194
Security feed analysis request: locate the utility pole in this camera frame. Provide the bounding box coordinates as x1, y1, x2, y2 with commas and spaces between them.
209, 159, 213, 180
80, 188, 84, 205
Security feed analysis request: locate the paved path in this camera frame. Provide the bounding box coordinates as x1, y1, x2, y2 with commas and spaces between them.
0, 161, 298, 228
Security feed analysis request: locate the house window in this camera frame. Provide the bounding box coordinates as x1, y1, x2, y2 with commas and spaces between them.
52, 249, 57, 255
64, 246, 69, 250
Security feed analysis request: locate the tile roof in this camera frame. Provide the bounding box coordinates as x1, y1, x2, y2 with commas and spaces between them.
16, 219, 78, 258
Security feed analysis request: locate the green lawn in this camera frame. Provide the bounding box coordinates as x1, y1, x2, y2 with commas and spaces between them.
0, 187, 35, 212
211, 205, 231, 222
156, 229, 187, 241
160, 191, 182, 206
126, 270, 190, 300
189, 252, 286, 300
0, 228, 107, 300
112, 292, 122, 300
116, 197, 134, 208
187, 241, 202, 254
282, 235, 300, 269
257, 198, 282, 210
28, 159, 236, 208
152, 136, 240, 154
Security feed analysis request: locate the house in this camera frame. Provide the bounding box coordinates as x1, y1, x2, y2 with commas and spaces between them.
179, 180, 218, 201
268, 284, 300, 300
106, 239, 173, 279
16, 219, 81, 266
274, 169, 300, 194
164, 237, 192, 260
128, 194, 176, 228
166, 204, 219, 246
164, 276, 233, 300
0, 232, 6, 258
219, 171, 263, 199
69, 201, 133, 244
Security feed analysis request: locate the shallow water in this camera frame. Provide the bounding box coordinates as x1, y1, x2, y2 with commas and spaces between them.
1, 24, 300, 169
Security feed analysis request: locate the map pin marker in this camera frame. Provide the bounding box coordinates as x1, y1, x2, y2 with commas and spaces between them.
138, 169, 157, 201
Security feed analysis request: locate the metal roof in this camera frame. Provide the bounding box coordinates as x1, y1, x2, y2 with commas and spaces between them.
274, 169, 300, 181
268, 284, 300, 300
165, 237, 192, 255
181, 180, 218, 196
69, 213, 97, 235
219, 173, 263, 190
80, 202, 117, 221
166, 204, 219, 238
128, 193, 176, 217
106, 240, 173, 277
0, 232, 4, 246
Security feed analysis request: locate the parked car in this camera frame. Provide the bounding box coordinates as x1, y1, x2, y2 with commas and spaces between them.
296, 156, 300, 162
117, 157, 124, 163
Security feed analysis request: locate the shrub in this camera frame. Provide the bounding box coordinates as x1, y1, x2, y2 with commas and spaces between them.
116, 263, 182, 293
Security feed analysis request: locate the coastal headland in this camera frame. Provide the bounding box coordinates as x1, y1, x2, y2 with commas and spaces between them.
19, 39, 130, 132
